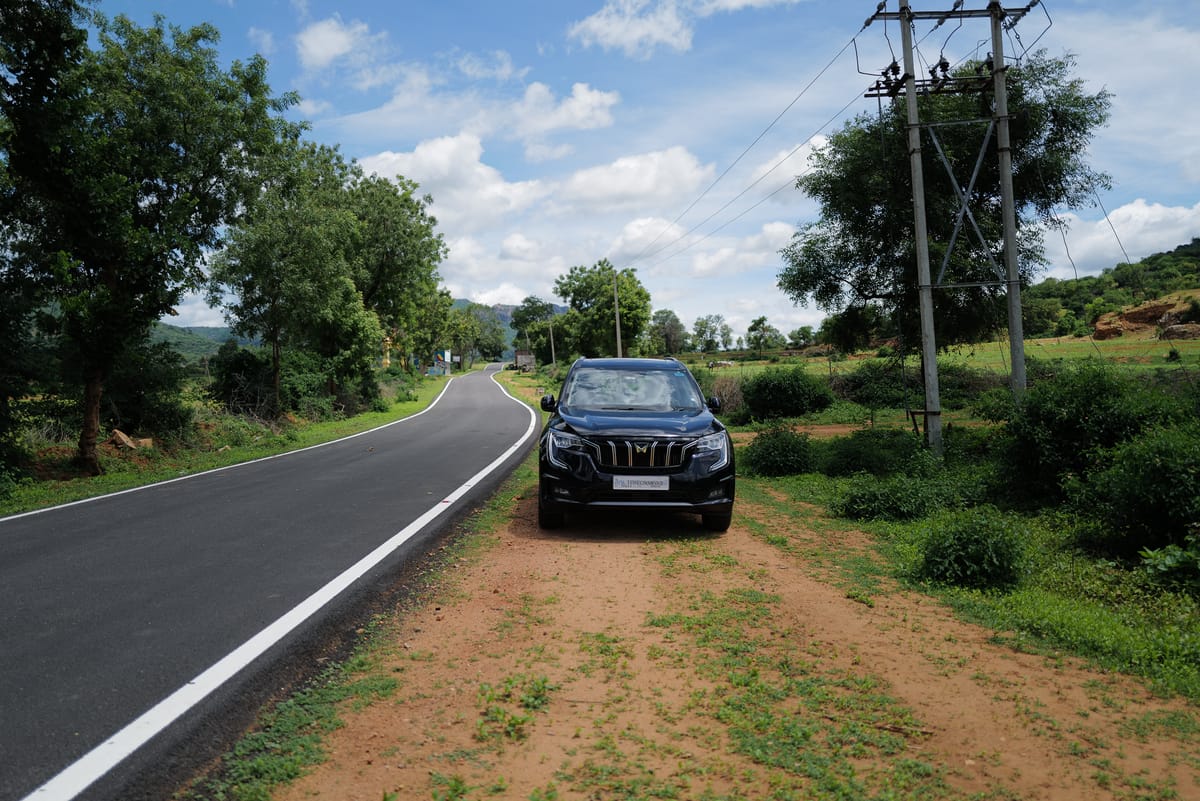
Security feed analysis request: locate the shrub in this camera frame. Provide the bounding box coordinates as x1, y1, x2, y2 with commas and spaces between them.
741, 366, 833, 420
1071, 424, 1200, 554
819, 428, 923, 477
917, 506, 1027, 590
741, 426, 813, 476
833, 474, 940, 521
1140, 532, 1200, 595
102, 340, 194, 439
1004, 360, 1185, 501
936, 362, 1007, 410
832, 459, 986, 521
829, 360, 911, 410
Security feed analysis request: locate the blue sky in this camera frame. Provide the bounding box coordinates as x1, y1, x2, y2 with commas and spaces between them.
100, 0, 1200, 341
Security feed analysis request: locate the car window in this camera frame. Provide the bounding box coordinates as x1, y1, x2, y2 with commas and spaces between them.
563, 367, 704, 411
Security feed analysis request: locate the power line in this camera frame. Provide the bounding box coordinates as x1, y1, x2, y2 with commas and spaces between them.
622, 32, 863, 267
642, 90, 866, 269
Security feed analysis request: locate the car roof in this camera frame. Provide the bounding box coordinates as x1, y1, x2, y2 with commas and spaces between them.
571, 357, 685, 371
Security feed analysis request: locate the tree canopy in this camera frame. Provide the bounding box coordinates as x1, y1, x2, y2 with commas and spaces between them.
778, 51, 1111, 350
1, 4, 298, 472
553, 259, 651, 358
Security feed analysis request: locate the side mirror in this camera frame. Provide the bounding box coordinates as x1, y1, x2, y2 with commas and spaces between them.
707, 396, 722, 412
540, 394, 558, 412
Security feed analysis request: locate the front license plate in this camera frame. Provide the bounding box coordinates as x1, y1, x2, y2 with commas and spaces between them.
613, 475, 669, 491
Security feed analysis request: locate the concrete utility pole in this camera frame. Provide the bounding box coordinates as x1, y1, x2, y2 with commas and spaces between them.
990, 0, 1028, 395
899, 0, 943, 456
864, 0, 1043, 446
612, 266, 623, 357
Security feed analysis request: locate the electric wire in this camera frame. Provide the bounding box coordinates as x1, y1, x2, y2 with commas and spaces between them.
622, 34, 861, 267
639, 90, 865, 269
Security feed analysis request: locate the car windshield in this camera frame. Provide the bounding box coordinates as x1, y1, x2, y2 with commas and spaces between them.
562, 366, 704, 411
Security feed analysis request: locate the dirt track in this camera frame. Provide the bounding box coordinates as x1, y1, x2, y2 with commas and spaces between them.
269, 489, 1198, 801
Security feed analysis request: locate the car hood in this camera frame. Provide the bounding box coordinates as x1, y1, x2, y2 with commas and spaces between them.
555, 406, 720, 437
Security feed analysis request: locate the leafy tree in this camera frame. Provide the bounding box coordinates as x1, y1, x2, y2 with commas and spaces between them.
409, 288, 453, 373
1, 8, 296, 473
788, 326, 815, 348
746, 316, 786, 356
692, 314, 732, 353
208, 141, 371, 413
511, 295, 559, 363
349, 173, 446, 359
646, 309, 689, 355
553, 259, 650, 357
778, 51, 1111, 350
464, 303, 508, 363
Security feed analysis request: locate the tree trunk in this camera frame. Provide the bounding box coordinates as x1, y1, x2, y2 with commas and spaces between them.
75, 367, 105, 476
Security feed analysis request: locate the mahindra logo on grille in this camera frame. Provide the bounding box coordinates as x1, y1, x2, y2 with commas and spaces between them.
634, 443, 650, 454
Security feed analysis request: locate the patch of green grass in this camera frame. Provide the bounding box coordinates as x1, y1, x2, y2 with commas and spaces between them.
184, 659, 398, 801
475, 673, 560, 743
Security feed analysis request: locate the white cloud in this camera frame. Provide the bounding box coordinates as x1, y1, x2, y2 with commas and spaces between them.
456, 50, 529, 83
296, 17, 370, 71
568, 0, 693, 59
359, 133, 549, 234
559, 146, 713, 212
1044, 199, 1200, 279
247, 27, 275, 55
514, 82, 619, 138
567, 0, 800, 58
500, 233, 542, 261
294, 16, 398, 91
295, 97, 332, 118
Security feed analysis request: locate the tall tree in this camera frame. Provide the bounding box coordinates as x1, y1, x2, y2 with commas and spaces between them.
553, 259, 651, 357
692, 314, 732, 353
778, 51, 1111, 350
646, 309, 689, 355
208, 141, 368, 413
510, 296, 560, 364
746, 316, 785, 356
349, 173, 446, 354
2, 10, 296, 473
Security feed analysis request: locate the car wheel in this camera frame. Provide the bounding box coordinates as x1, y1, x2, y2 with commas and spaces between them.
702, 511, 731, 532
538, 490, 565, 529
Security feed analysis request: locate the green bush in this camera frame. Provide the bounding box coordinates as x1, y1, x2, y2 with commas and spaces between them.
1005, 360, 1186, 501
741, 426, 814, 476
1139, 532, 1200, 594
102, 340, 194, 439
818, 428, 923, 477
829, 360, 911, 410
1071, 424, 1200, 554
833, 474, 941, 521
917, 506, 1027, 590
741, 366, 833, 420
936, 362, 1007, 410
832, 460, 986, 521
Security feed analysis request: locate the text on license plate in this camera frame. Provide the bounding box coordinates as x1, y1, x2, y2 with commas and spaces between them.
613, 475, 669, 491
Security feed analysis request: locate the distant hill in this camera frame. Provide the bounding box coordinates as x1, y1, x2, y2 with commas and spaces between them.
151, 323, 255, 362
1023, 238, 1200, 337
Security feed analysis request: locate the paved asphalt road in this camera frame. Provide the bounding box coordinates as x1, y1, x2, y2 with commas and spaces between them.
0, 366, 536, 801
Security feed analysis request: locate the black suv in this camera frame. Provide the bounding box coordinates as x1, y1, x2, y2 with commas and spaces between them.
537, 357, 735, 531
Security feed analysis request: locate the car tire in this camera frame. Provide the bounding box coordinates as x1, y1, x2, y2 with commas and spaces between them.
702, 511, 732, 532
538, 491, 565, 529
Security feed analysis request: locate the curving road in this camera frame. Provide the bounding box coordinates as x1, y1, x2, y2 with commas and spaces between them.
0, 366, 536, 801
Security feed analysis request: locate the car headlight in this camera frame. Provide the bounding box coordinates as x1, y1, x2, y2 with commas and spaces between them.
548, 430, 588, 469
694, 431, 730, 472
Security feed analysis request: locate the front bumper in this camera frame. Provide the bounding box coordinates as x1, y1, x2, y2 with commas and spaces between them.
538, 452, 735, 514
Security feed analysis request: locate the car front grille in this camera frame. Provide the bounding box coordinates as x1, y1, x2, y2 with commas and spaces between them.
588, 437, 694, 469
